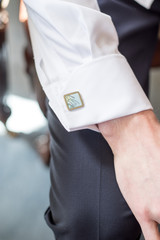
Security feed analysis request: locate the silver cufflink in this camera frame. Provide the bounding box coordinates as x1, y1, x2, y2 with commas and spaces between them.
64, 91, 84, 111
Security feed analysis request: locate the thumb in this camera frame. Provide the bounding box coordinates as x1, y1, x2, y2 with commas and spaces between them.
141, 220, 160, 240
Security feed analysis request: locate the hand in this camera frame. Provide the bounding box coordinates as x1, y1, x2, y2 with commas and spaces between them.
98, 110, 160, 240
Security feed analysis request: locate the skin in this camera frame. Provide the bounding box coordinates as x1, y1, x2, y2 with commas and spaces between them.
98, 110, 160, 240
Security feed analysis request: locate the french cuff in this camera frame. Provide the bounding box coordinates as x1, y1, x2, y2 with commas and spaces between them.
43, 54, 153, 132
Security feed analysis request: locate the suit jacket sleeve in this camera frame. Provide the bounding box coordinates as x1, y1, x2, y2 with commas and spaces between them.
24, 0, 152, 132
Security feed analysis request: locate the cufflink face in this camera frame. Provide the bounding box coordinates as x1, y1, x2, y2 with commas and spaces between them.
64, 91, 84, 111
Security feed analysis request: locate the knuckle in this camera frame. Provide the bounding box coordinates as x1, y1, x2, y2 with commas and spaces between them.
152, 204, 160, 220
138, 203, 160, 222
135, 206, 150, 222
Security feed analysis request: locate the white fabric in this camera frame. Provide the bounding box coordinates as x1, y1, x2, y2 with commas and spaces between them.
134, 0, 155, 9
24, 0, 153, 132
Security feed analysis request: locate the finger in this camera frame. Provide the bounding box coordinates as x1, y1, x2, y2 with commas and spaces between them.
141, 220, 160, 240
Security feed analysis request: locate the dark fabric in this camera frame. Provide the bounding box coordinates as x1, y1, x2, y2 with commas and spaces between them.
98, 0, 160, 95
45, 108, 141, 240
151, 0, 160, 14
45, 0, 160, 239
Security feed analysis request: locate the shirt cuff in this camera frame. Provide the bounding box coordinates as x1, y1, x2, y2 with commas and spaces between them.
38, 53, 152, 132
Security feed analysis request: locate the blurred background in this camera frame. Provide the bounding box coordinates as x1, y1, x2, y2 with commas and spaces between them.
0, 1, 160, 240
0, 0, 54, 239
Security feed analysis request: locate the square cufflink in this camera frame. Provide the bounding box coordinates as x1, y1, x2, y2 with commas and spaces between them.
64, 91, 84, 111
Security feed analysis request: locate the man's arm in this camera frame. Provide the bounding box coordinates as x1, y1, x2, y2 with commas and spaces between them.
24, 1, 160, 238
98, 110, 160, 240
24, 0, 152, 132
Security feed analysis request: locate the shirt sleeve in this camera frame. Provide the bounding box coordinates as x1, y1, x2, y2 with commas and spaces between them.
24, 0, 152, 132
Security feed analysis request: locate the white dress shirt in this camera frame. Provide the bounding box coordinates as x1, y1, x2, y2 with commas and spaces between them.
135, 0, 155, 9
24, 0, 153, 132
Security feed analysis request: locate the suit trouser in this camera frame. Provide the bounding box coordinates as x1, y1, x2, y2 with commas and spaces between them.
44, 0, 160, 239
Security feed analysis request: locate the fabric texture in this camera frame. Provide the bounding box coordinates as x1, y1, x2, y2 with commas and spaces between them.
24, 0, 152, 132
44, 1, 160, 240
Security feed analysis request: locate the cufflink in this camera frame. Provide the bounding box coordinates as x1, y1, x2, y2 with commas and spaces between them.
64, 91, 84, 111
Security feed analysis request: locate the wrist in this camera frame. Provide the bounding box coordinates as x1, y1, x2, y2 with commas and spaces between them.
98, 110, 159, 154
